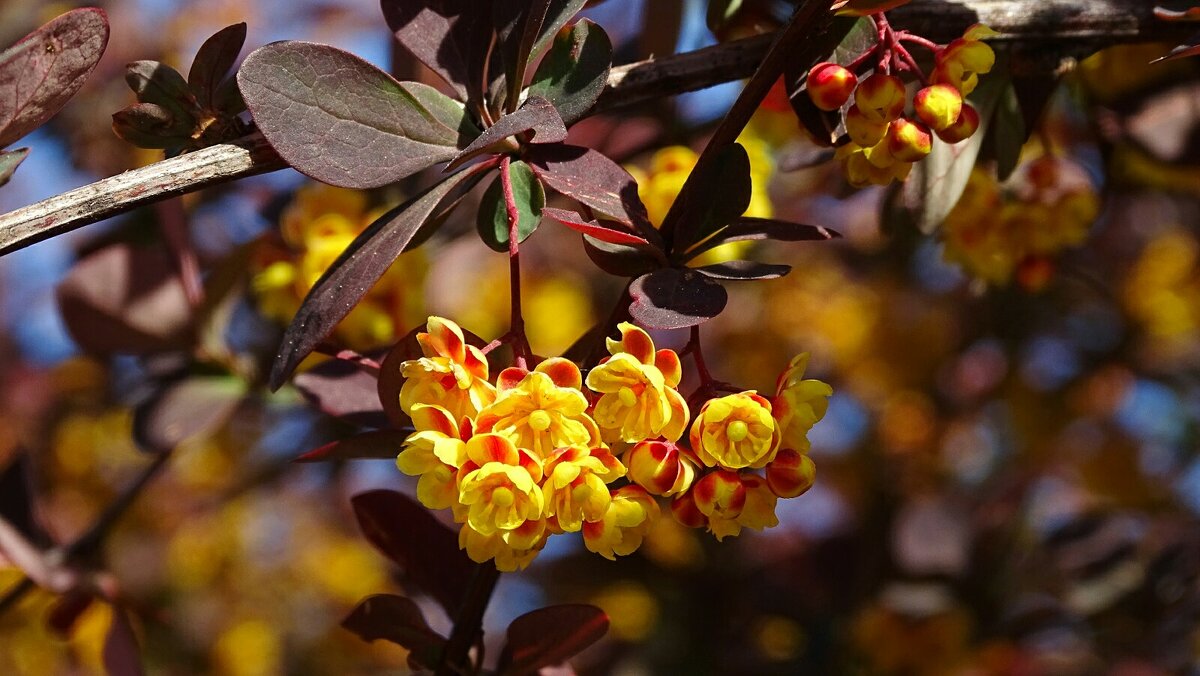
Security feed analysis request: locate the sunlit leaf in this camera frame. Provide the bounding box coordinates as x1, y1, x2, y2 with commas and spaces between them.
1154, 7, 1200, 22
495, 0, 552, 108
188, 22, 246, 109
629, 267, 728, 329
498, 604, 608, 675
1152, 36, 1200, 63
528, 144, 655, 235
297, 430, 411, 462
528, 19, 612, 125
684, 217, 839, 260
447, 96, 567, 170
542, 207, 648, 246
477, 159, 545, 252
351, 490, 474, 615
0, 147, 29, 187
238, 41, 478, 189
0, 8, 110, 148
270, 166, 488, 389
293, 359, 389, 429
343, 594, 446, 668
381, 0, 496, 102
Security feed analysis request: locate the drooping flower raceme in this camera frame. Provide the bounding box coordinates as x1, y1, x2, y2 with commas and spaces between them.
399, 316, 495, 422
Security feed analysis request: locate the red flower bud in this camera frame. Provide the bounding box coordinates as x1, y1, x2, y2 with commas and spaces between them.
766, 448, 817, 498
935, 103, 980, 143
806, 62, 857, 111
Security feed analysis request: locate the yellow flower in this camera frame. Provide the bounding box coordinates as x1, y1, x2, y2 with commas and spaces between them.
766, 448, 817, 499
626, 439, 698, 497
542, 446, 626, 532
399, 316, 496, 421
772, 354, 833, 453
586, 322, 689, 443
932, 26, 996, 96
582, 486, 659, 560
457, 433, 544, 535
458, 522, 544, 572
397, 404, 471, 510
701, 474, 778, 540
475, 358, 600, 459
689, 392, 781, 470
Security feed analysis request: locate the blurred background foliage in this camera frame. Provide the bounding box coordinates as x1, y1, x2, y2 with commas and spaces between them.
2, 0, 1200, 674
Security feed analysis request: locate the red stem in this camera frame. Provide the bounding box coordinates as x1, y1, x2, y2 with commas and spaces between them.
499, 156, 531, 368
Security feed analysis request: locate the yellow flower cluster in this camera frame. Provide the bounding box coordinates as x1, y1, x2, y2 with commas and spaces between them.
395, 318, 833, 570
251, 183, 427, 350
942, 155, 1100, 289
1123, 229, 1200, 347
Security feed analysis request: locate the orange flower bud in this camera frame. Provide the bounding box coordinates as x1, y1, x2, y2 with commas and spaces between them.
845, 106, 889, 147
766, 448, 817, 498
913, 85, 963, 132
627, 440, 698, 496
887, 117, 933, 163
806, 62, 857, 111
854, 73, 906, 123
670, 490, 708, 529
691, 469, 746, 520
935, 103, 980, 143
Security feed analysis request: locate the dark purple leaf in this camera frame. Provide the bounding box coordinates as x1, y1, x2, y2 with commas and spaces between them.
297, 430, 411, 462
528, 144, 655, 235
0, 147, 29, 187
381, 0, 495, 102
499, 604, 608, 675
1152, 33, 1200, 62
47, 591, 95, 637
531, 1, 589, 68
188, 23, 246, 108
270, 166, 488, 389
583, 236, 660, 277
0, 454, 49, 548
1155, 7, 1200, 21
991, 82, 1024, 181
133, 376, 247, 453
352, 490, 474, 615
669, 143, 751, 253
528, 20, 611, 126
495, 0, 552, 109
543, 207, 647, 246
103, 608, 145, 676
693, 260, 791, 280
781, 17, 863, 146
476, 159, 545, 252
124, 61, 198, 134
446, 96, 567, 171
238, 41, 478, 189
628, 267, 728, 329
112, 103, 187, 149
343, 594, 446, 667
683, 217, 839, 259
56, 244, 194, 355
0, 8, 110, 148
293, 358, 389, 428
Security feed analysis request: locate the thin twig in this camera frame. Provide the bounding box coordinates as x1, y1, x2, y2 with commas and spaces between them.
437, 563, 501, 676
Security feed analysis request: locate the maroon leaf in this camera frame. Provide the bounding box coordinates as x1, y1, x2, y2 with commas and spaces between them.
103, 608, 145, 676
352, 490, 474, 615
125, 61, 197, 133
188, 23, 246, 108
293, 358, 388, 428
499, 604, 608, 675
447, 96, 567, 170
343, 594, 446, 667
47, 591, 95, 637
381, 0, 496, 102
0, 147, 29, 187
495, 0, 552, 109
238, 41, 478, 189
111, 103, 187, 149
0, 8, 110, 148
583, 236, 661, 278
543, 207, 647, 246
693, 260, 791, 280
528, 144, 655, 234
528, 19, 612, 126
270, 166, 488, 389
683, 217, 839, 259
133, 376, 247, 453
56, 244, 194, 355
628, 267, 728, 329
0, 454, 49, 548
297, 429, 411, 462
1154, 7, 1200, 21
1152, 36, 1200, 63
669, 143, 752, 254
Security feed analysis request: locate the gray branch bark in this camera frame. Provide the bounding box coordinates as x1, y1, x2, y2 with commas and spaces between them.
0, 0, 1189, 255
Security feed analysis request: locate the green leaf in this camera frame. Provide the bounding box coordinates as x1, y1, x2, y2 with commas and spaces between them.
831, 17, 875, 67
269, 166, 488, 389
238, 41, 480, 189
528, 19, 612, 125
477, 160, 545, 252
0, 148, 29, 187
900, 72, 1009, 234
670, 143, 752, 255
992, 82, 1025, 181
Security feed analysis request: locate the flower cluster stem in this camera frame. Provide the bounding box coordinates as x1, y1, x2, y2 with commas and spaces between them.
500, 156, 532, 368
436, 563, 501, 676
